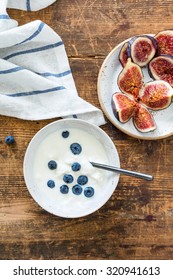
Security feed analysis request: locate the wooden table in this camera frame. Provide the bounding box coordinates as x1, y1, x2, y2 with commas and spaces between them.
1, 0, 173, 260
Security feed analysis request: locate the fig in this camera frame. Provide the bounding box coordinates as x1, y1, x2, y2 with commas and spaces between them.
117, 59, 144, 100
130, 35, 157, 67
148, 55, 173, 87
111, 92, 136, 122
133, 104, 156, 133
119, 42, 131, 67
139, 80, 173, 110
155, 30, 173, 56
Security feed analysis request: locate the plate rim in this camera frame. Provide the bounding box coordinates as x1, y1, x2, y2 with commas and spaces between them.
97, 37, 173, 140
23, 118, 120, 218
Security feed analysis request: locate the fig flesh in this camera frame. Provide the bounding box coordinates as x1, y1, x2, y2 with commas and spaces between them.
112, 92, 136, 122
155, 30, 173, 56
139, 80, 173, 110
130, 35, 157, 67
149, 55, 173, 87
133, 104, 156, 133
119, 42, 131, 67
117, 59, 144, 100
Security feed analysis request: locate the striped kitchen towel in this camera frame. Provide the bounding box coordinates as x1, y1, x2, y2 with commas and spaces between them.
0, 1, 105, 126
8, 0, 57, 11
0, 1, 57, 32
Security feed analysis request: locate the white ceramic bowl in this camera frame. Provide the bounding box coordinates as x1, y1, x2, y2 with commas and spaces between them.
23, 119, 120, 218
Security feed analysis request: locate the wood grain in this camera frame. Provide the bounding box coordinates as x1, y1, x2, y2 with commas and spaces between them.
1, 0, 173, 260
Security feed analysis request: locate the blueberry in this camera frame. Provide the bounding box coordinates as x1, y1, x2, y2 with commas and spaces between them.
72, 184, 83, 195
48, 160, 57, 170
60, 185, 69, 194
4, 135, 15, 144
77, 175, 88, 185
84, 187, 94, 198
63, 174, 74, 184
47, 180, 55, 188
71, 162, 81, 172
70, 143, 82, 155
62, 130, 69, 138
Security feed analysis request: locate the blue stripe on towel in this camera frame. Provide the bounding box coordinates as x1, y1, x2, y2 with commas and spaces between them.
26, 0, 31, 11
0, 66, 71, 79
0, 14, 10, 19
6, 86, 66, 97
0, 66, 23, 74
18, 22, 45, 45
3, 41, 64, 60
39, 70, 71, 78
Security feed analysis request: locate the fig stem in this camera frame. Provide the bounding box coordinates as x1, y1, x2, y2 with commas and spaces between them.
90, 162, 153, 181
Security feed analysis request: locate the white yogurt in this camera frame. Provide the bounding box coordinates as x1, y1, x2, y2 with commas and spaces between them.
33, 127, 112, 205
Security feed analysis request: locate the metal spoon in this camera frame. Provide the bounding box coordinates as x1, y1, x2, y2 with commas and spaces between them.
90, 162, 153, 181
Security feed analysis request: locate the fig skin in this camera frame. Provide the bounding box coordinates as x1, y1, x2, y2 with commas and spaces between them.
155, 30, 173, 56
139, 80, 173, 110
119, 42, 131, 67
111, 92, 136, 123
117, 58, 144, 100
130, 35, 157, 67
148, 55, 173, 87
133, 104, 156, 133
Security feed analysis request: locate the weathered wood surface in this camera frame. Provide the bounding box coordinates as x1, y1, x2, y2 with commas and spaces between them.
0, 0, 173, 260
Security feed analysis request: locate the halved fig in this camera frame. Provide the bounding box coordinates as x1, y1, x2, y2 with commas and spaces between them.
139, 80, 173, 110
130, 35, 157, 67
111, 92, 136, 122
119, 42, 131, 67
117, 59, 144, 100
133, 104, 156, 133
149, 55, 173, 86
155, 30, 173, 56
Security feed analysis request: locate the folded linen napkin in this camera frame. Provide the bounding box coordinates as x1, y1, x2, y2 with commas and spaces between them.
0, 1, 105, 126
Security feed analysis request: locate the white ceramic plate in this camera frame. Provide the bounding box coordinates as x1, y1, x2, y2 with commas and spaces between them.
97, 37, 173, 140
23, 119, 120, 218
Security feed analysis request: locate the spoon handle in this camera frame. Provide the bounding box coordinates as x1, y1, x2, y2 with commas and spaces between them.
90, 162, 153, 181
